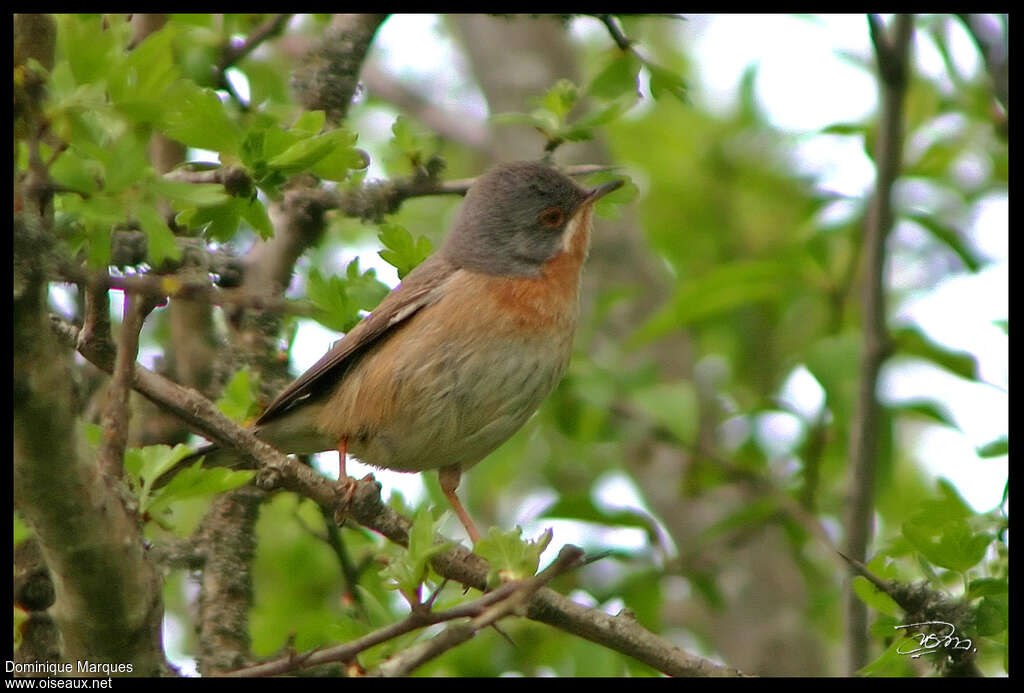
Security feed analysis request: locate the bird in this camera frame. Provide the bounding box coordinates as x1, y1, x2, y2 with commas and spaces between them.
177, 161, 623, 544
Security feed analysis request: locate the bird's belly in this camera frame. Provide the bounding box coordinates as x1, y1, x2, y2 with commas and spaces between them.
344, 333, 571, 472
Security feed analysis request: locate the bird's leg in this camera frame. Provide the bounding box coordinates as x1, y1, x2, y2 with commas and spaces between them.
438, 464, 481, 545
333, 437, 357, 525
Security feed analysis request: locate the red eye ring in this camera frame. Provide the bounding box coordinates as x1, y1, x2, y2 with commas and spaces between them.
539, 207, 565, 228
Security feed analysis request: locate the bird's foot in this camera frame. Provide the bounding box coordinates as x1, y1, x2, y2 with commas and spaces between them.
331, 473, 378, 526
332, 475, 358, 526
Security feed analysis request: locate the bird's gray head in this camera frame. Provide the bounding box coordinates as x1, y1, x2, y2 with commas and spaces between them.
442, 161, 622, 277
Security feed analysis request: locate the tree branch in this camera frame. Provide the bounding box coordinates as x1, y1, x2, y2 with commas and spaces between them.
227, 545, 585, 677
218, 14, 292, 75
52, 315, 743, 677
15, 14, 168, 675
97, 291, 155, 479
292, 14, 388, 125
844, 13, 913, 674
194, 486, 267, 674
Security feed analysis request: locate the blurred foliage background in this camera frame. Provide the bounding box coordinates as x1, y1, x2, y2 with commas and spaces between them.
14, 14, 1007, 676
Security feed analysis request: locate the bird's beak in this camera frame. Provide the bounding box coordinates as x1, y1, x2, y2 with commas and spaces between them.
586, 179, 624, 204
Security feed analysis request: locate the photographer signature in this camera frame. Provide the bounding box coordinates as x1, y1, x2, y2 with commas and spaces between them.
894, 621, 976, 658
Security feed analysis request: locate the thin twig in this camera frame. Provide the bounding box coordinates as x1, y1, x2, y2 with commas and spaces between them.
96, 291, 155, 479
318, 505, 366, 610
224, 564, 544, 677
54, 266, 315, 315
597, 14, 634, 51
217, 14, 292, 77
844, 13, 913, 674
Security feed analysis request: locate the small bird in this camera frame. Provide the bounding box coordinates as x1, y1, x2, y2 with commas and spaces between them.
181, 161, 622, 543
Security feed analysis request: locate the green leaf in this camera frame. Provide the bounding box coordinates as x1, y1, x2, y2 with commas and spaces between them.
108, 23, 180, 122
310, 142, 368, 181
474, 526, 553, 590
489, 111, 556, 134
216, 369, 259, 424
148, 465, 255, 517
238, 196, 274, 239
820, 122, 868, 136
967, 577, 1007, 600
852, 576, 903, 618
974, 594, 1008, 636
540, 79, 579, 120
100, 131, 151, 195
267, 133, 336, 173
389, 116, 434, 168
125, 444, 192, 489
306, 263, 389, 333
306, 269, 357, 333
377, 222, 433, 279
58, 15, 121, 86
858, 638, 916, 676
135, 204, 181, 266
380, 508, 453, 601
290, 110, 326, 136
240, 129, 267, 169
906, 213, 983, 273
588, 53, 641, 100
902, 519, 991, 573
868, 614, 902, 642
49, 149, 102, 195
390, 115, 419, 156
976, 436, 1008, 458
646, 61, 688, 102
177, 201, 239, 241
910, 479, 975, 527
891, 326, 978, 381
150, 179, 231, 207
343, 259, 390, 311
888, 399, 959, 430
629, 381, 698, 445
160, 81, 242, 155
60, 195, 124, 266
633, 260, 804, 343
14, 512, 32, 547
561, 94, 638, 143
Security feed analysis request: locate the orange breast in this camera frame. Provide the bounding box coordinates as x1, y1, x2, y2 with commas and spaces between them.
481, 206, 592, 333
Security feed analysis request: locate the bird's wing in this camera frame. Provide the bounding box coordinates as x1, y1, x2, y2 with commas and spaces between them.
255, 254, 454, 426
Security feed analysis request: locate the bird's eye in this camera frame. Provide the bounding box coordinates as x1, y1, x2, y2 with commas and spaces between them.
539, 207, 565, 228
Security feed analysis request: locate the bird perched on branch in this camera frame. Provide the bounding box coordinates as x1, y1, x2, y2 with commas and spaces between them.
177, 161, 622, 543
